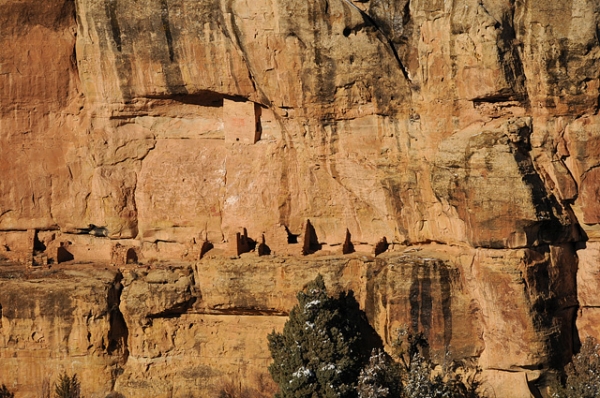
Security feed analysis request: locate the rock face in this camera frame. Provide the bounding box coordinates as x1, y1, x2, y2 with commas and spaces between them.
1, 0, 600, 396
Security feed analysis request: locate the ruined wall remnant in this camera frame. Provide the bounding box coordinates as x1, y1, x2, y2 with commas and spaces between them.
223, 99, 261, 144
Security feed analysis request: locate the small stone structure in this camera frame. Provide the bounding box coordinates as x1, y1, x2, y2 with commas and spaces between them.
342, 229, 354, 254
228, 228, 256, 256
257, 235, 271, 256
4, 223, 389, 268
223, 99, 260, 144
301, 220, 321, 255
111, 244, 142, 265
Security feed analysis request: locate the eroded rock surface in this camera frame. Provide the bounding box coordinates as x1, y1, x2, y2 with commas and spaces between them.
2, 0, 600, 396
1, 248, 573, 397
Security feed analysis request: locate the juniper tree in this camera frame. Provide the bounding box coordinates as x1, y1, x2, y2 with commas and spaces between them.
551, 336, 600, 398
54, 373, 81, 398
0, 384, 14, 398
267, 275, 368, 398
392, 329, 479, 398
357, 349, 401, 398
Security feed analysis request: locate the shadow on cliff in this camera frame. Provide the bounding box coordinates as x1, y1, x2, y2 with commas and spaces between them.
107, 274, 128, 355
107, 271, 129, 387
335, 290, 385, 359
408, 262, 453, 354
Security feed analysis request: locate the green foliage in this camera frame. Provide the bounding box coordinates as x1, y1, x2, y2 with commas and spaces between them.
551, 337, 600, 398
392, 328, 480, 398
391, 329, 428, 373
268, 277, 480, 398
54, 373, 81, 398
357, 349, 402, 398
357, 329, 481, 398
0, 384, 14, 398
268, 275, 368, 398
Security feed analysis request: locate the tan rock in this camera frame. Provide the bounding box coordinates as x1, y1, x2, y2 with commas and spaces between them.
0, 266, 122, 397
433, 118, 575, 248
577, 241, 600, 308
135, 139, 227, 243
577, 308, 600, 342
223, 100, 259, 145
0, 245, 578, 396
479, 370, 537, 398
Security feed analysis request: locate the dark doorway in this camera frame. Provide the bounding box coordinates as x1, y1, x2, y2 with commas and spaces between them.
126, 248, 138, 264
57, 245, 74, 263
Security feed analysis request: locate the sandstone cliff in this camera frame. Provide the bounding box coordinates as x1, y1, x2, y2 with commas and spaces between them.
1, 0, 600, 396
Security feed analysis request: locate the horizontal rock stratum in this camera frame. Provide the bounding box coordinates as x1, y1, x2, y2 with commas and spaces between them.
1, 0, 599, 396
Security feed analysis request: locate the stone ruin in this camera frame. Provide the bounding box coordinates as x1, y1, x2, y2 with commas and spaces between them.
0, 220, 393, 268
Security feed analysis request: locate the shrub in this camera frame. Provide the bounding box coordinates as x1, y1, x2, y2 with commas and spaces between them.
0, 384, 14, 398
54, 373, 81, 398
392, 328, 480, 398
357, 349, 401, 398
268, 275, 370, 398
551, 336, 600, 398
269, 277, 480, 398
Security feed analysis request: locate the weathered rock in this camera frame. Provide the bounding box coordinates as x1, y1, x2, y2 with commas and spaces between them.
0, 266, 123, 397
0, 245, 579, 396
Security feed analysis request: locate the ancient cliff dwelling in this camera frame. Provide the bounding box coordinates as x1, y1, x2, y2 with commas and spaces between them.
1, 0, 600, 397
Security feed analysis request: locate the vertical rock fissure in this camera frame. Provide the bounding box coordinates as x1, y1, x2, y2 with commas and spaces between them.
340, 0, 412, 82
101, 0, 134, 100
107, 271, 129, 360
159, 0, 175, 62
222, 0, 270, 104
68, 0, 79, 86
510, 139, 567, 244
105, 270, 129, 394
419, 265, 433, 341
438, 263, 453, 350
105, 0, 122, 52
158, 0, 187, 95
498, 12, 530, 104
409, 265, 420, 333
